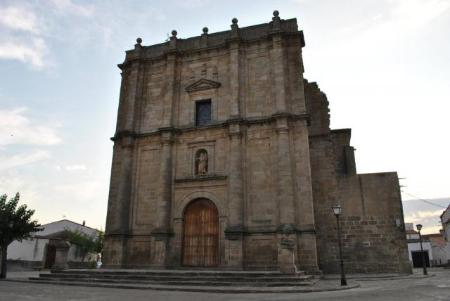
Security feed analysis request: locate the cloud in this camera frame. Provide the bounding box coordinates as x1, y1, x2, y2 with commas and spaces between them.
0, 150, 50, 171
172, 0, 210, 9
49, 0, 95, 17
0, 38, 47, 69
54, 180, 103, 202
0, 3, 48, 68
340, 0, 450, 43
405, 209, 444, 222
0, 107, 61, 147
64, 164, 87, 171
0, 5, 40, 33
389, 0, 450, 29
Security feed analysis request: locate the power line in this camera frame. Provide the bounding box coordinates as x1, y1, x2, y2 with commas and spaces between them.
402, 191, 447, 209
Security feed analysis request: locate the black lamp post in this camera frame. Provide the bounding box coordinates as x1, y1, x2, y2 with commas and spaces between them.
416, 224, 428, 275
332, 204, 347, 286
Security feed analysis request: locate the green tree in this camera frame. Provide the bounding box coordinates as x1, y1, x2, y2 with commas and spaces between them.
0, 193, 41, 279
62, 229, 104, 262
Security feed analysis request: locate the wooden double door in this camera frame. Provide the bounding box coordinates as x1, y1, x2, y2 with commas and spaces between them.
182, 199, 219, 267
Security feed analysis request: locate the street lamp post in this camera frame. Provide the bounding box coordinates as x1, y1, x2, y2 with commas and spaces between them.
332, 204, 347, 286
416, 224, 428, 275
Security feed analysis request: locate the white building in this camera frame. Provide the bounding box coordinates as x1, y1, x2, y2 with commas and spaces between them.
405, 223, 433, 268
441, 205, 450, 242
423, 233, 450, 266
405, 220, 450, 268
439, 205, 450, 266
7, 219, 101, 270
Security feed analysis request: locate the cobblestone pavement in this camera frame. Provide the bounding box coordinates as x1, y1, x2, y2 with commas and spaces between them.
0, 268, 449, 301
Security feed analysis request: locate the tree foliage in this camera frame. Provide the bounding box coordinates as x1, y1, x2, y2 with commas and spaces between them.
0, 193, 41, 278
62, 229, 104, 261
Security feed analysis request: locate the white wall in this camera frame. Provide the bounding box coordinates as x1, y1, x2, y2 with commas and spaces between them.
7, 238, 48, 261
442, 208, 450, 241
7, 219, 100, 262
408, 241, 433, 265
431, 243, 450, 266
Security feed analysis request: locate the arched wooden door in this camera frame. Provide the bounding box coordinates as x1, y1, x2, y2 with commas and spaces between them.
182, 199, 219, 267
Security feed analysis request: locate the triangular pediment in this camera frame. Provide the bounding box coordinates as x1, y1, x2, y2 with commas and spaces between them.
185, 78, 221, 93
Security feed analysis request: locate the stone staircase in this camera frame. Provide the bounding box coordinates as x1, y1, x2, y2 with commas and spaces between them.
28, 269, 316, 293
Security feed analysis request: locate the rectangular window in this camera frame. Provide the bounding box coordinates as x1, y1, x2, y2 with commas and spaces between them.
195, 100, 212, 126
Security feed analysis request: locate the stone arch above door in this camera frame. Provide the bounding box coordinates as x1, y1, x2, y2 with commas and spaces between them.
174, 191, 225, 219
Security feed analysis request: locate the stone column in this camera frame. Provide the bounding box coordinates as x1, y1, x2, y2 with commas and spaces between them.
225, 122, 244, 268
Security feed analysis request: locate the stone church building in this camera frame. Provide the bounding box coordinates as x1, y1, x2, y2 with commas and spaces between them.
104, 12, 411, 274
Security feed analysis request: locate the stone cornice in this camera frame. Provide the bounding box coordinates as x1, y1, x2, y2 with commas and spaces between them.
118, 18, 303, 69
174, 174, 227, 183
111, 113, 309, 142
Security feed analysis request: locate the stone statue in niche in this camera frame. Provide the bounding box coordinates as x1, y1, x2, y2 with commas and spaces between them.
196, 149, 208, 175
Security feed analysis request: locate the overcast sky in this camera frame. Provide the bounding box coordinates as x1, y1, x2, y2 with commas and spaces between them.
1, 0, 449, 234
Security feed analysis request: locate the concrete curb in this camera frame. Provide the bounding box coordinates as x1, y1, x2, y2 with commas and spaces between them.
2, 278, 360, 294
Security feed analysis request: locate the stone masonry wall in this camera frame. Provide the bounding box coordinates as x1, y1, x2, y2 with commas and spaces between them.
104, 14, 319, 272
306, 81, 411, 274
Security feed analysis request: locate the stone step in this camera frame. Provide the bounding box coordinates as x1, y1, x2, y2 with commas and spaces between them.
25, 278, 325, 293
39, 273, 312, 282
29, 277, 313, 287
29, 269, 316, 292
50, 269, 304, 277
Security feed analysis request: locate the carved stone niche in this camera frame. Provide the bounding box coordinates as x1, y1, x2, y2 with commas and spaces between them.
188, 140, 215, 177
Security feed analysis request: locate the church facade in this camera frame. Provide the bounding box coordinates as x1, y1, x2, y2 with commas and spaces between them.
103, 12, 411, 274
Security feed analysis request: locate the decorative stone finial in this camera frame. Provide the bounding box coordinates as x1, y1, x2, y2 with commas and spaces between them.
202, 27, 208, 34
136, 37, 142, 45
230, 17, 239, 38
171, 30, 177, 38
272, 10, 281, 31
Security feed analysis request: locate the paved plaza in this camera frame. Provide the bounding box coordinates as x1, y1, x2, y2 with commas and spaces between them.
0, 268, 449, 301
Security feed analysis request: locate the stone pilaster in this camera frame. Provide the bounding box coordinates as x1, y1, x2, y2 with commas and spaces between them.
275, 117, 298, 273
150, 130, 174, 267
271, 12, 287, 113
162, 31, 178, 128
292, 120, 320, 273
225, 122, 244, 268
229, 18, 241, 118
276, 118, 295, 225
104, 136, 134, 268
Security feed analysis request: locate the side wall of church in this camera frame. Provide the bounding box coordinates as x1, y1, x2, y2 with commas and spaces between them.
306, 82, 411, 273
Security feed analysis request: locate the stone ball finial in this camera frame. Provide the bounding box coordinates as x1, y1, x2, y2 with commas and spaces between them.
273, 10, 279, 17
136, 37, 142, 45
171, 30, 177, 37
232, 17, 238, 24
203, 27, 208, 34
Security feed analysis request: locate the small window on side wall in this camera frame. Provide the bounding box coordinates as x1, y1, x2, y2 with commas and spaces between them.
195, 99, 211, 126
